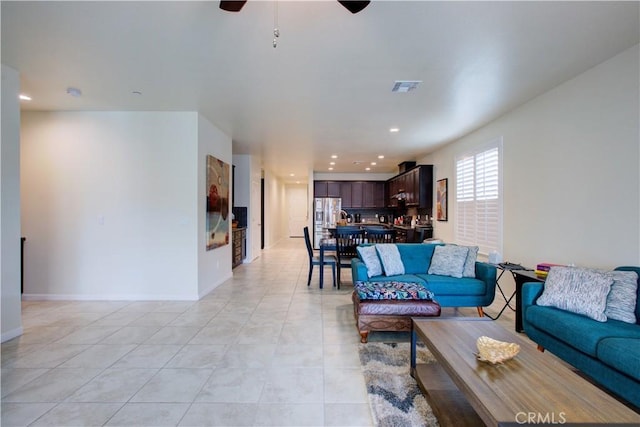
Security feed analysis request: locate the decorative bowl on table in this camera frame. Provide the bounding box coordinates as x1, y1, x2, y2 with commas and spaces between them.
476, 336, 520, 364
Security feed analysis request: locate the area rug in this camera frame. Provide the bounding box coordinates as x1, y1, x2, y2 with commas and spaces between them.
358, 342, 440, 427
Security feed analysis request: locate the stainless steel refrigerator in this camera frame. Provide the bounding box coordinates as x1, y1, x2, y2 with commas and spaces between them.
313, 197, 342, 249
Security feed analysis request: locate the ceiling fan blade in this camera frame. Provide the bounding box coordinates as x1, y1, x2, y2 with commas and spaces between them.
338, 1, 370, 14
220, 1, 247, 12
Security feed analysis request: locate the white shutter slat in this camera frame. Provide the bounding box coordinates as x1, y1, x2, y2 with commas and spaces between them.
455, 141, 502, 255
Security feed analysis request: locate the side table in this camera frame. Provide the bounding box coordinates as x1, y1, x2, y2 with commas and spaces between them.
512, 269, 545, 332
484, 264, 523, 321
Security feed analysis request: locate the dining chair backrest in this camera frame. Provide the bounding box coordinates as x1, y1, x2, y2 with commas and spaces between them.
303, 226, 314, 259
334, 227, 365, 265
365, 228, 397, 244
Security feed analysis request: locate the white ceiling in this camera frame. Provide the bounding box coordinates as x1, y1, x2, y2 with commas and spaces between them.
3, 1, 639, 183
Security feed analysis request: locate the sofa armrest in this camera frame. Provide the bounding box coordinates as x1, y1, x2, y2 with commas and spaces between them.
522, 282, 545, 309
475, 262, 497, 305
351, 258, 369, 283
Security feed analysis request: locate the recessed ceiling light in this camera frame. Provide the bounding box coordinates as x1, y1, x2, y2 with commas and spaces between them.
328, 167, 334, 171
389, 128, 399, 133
331, 155, 338, 159
19, 94, 32, 101
378, 155, 385, 159
289, 173, 295, 177
365, 167, 371, 171
371, 162, 377, 166
330, 162, 335, 166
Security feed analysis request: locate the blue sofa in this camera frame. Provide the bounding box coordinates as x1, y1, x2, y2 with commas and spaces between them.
523, 266, 640, 409
351, 243, 497, 314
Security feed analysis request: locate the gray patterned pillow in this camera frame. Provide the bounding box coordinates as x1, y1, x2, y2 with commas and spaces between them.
357, 245, 383, 278
375, 244, 405, 276
462, 246, 479, 278
605, 270, 638, 323
428, 245, 469, 278
536, 267, 613, 322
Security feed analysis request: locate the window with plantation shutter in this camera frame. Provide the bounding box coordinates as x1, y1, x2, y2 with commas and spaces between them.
455, 139, 502, 256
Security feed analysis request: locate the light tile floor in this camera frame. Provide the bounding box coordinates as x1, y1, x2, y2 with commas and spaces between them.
2, 237, 520, 426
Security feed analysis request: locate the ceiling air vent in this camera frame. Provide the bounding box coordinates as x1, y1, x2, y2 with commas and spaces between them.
391, 81, 421, 93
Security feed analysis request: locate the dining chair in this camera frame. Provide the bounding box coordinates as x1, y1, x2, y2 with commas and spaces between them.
365, 227, 397, 244
334, 226, 366, 289
303, 226, 337, 288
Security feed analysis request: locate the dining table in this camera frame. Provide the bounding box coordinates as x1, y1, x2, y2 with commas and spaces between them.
318, 237, 337, 289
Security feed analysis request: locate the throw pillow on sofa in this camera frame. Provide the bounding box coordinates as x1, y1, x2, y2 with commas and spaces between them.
462, 246, 479, 278
536, 266, 613, 322
356, 245, 383, 278
605, 270, 638, 324
375, 244, 405, 276
428, 245, 469, 278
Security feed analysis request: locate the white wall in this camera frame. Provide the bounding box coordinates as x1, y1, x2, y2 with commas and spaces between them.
20, 111, 229, 300
232, 154, 263, 262
420, 45, 640, 269
1, 65, 23, 342
198, 114, 233, 297
263, 170, 288, 249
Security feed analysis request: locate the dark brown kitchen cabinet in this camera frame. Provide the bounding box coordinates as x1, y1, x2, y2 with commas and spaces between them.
327, 182, 341, 197
314, 181, 341, 198
386, 165, 433, 210
314, 181, 328, 197
363, 181, 384, 208
339, 182, 352, 206
350, 182, 364, 208
405, 168, 418, 205
314, 180, 386, 208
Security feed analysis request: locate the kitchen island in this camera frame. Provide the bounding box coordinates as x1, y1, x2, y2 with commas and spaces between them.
327, 223, 433, 243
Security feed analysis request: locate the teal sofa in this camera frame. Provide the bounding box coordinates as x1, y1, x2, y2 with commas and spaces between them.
351, 243, 497, 314
522, 266, 640, 409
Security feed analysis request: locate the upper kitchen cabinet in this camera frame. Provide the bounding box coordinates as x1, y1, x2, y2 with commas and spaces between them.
363, 181, 385, 208
349, 182, 363, 208
386, 165, 433, 209
340, 182, 353, 206
314, 181, 328, 197
315, 181, 341, 198
314, 180, 386, 208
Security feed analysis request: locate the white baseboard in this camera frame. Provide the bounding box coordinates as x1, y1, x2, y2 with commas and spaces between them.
198, 272, 233, 298
1, 326, 24, 343
21, 293, 200, 301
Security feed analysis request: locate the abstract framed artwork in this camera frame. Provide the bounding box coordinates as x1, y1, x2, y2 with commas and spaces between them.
436, 178, 448, 221
206, 155, 230, 250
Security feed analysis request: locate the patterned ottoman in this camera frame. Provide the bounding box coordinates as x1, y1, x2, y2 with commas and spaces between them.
352, 281, 441, 343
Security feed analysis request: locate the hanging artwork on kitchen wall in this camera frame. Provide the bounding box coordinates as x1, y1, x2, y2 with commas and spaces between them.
436, 178, 448, 221
206, 155, 230, 250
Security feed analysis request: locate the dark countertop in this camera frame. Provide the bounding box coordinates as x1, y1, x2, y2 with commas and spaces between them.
393, 224, 433, 230
338, 222, 392, 227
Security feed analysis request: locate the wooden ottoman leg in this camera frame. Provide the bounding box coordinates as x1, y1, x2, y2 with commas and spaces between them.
359, 331, 369, 343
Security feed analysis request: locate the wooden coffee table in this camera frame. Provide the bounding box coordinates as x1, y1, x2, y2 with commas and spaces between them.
410, 318, 640, 426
